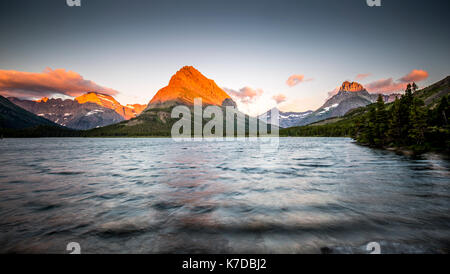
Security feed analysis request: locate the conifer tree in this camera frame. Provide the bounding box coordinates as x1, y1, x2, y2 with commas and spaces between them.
388, 97, 402, 144
374, 94, 388, 146
412, 82, 418, 93
409, 97, 427, 145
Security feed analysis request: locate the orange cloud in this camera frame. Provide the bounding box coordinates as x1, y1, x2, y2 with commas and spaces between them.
286, 74, 312, 87
355, 73, 371, 80
365, 69, 429, 94
272, 94, 286, 104
398, 69, 429, 83
0, 68, 118, 99
366, 78, 407, 94
223, 86, 263, 103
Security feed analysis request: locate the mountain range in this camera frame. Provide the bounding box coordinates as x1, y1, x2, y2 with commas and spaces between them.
0, 66, 442, 136
0, 95, 59, 129
280, 75, 450, 153
85, 66, 262, 137
258, 108, 313, 128
291, 81, 400, 127
8, 93, 146, 130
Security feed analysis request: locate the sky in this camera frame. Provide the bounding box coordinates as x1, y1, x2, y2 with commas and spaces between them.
0, 0, 449, 116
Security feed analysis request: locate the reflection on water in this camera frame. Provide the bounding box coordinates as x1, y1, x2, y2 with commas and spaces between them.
0, 137, 449, 253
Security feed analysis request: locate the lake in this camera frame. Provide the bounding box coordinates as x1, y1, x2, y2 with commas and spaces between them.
0, 137, 448, 253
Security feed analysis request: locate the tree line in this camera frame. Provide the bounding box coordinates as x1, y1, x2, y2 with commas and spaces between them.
354, 83, 449, 152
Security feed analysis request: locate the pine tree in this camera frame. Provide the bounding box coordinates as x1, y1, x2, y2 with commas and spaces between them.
432, 95, 449, 126
398, 83, 414, 144
374, 94, 388, 146
366, 106, 377, 146
412, 82, 418, 93
409, 97, 427, 145
388, 97, 402, 145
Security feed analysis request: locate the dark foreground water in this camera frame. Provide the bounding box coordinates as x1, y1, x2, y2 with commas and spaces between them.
0, 137, 449, 253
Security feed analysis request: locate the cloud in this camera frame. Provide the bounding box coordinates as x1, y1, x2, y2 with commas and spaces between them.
327, 87, 340, 98
398, 69, 429, 83
365, 78, 407, 94
223, 86, 263, 104
0, 68, 118, 99
365, 70, 429, 94
286, 74, 312, 87
223, 86, 276, 116
272, 94, 287, 104
355, 73, 371, 80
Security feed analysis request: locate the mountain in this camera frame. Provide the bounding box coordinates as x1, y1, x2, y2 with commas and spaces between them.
339, 81, 366, 92
8, 97, 124, 130
258, 108, 312, 128
8, 92, 146, 130
125, 104, 147, 115
148, 66, 235, 108
0, 95, 60, 129
75, 92, 146, 120
295, 81, 399, 126
413, 75, 450, 106
280, 76, 450, 150
84, 66, 268, 137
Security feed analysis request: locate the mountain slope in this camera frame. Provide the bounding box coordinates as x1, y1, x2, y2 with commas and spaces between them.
281, 75, 450, 152
296, 81, 399, 126
85, 66, 268, 137
75, 92, 146, 120
258, 108, 312, 128
148, 66, 233, 108
0, 95, 60, 129
413, 75, 450, 106
8, 97, 124, 130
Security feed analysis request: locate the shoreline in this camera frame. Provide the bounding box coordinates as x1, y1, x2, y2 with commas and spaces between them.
355, 141, 449, 158
1, 135, 448, 157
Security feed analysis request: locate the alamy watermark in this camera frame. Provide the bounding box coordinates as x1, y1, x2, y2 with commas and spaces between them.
366, 242, 381, 254
170, 98, 280, 151
66, 1, 381, 8
66, 242, 81, 254
66, 0, 81, 7
65, 241, 381, 254
366, 0, 382, 7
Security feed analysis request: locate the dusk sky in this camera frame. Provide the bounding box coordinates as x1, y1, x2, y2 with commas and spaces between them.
1, 0, 449, 115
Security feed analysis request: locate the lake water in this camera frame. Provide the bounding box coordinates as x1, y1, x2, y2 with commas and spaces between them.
0, 137, 449, 253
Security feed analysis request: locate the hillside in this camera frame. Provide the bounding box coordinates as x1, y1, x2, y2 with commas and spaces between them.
0, 95, 60, 129
9, 97, 124, 130
296, 81, 399, 126
281, 76, 450, 153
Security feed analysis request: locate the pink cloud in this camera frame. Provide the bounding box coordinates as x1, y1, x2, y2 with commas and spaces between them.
327, 87, 340, 98
398, 69, 429, 83
223, 86, 263, 103
365, 70, 429, 94
0, 68, 118, 99
355, 73, 371, 80
286, 74, 312, 87
272, 94, 287, 104
366, 78, 407, 94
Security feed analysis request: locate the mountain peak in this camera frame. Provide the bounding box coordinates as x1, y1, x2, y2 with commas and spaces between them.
75, 92, 120, 108
339, 81, 366, 92
36, 97, 49, 103
75, 92, 145, 120
149, 66, 233, 107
